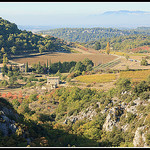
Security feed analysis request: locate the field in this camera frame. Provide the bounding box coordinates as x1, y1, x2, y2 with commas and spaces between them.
11, 48, 117, 66
110, 51, 146, 57
119, 69, 150, 82
75, 74, 117, 83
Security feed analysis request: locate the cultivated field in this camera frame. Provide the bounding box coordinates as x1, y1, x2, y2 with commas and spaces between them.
119, 70, 150, 82
75, 74, 116, 83
11, 48, 117, 66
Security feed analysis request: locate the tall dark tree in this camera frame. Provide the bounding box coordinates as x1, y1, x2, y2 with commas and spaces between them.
94, 41, 101, 50
25, 62, 29, 73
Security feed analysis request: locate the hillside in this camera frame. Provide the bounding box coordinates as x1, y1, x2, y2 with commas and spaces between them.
37, 26, 150, 43
36, 27, 136, 43
84, 34, 150, 52
0, 17, 71, 62
1, 70, 150, 147
36, 27, 150, 52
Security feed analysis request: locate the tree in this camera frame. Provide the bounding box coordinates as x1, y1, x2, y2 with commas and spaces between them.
25, 62, 29, 73
94, 41, 101, 50
116, 78, 131, 93
10, 46, 16, 54
39, 45, 45, 54
74, 61, 85, 72
3, 54, 8, 65
141, 58, 148, 66
2, 64, 8, 76
106, 42, 110, 55
47, 59, 48, 68
1, 47, 5, 53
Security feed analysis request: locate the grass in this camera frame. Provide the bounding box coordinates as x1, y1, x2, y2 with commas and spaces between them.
119, 70, 150, 82
75, 74, 116, 83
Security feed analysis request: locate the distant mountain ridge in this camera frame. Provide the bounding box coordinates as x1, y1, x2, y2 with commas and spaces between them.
102, 10, 150, 15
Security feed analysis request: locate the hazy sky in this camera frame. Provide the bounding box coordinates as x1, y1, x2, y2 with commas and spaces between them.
1, 2, 150, 26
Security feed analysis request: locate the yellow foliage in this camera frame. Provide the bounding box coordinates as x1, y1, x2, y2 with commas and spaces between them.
75, 74, 116, 83
120, 70, 150, 82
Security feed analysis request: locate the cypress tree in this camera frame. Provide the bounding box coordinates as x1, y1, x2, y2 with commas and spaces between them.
25, 62, 28, 72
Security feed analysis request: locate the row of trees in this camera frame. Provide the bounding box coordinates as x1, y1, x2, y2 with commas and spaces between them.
27, 58, 94, 75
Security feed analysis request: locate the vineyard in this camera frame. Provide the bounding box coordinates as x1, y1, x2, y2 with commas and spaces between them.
119, 69, 150, 82
75, 74, 116, 83
93, 59, 121, 71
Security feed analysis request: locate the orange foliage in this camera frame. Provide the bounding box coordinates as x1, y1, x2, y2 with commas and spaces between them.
18, 93, 23, 99
7, 92, 13, 98
2, 93, 6, 98
25, 95, 29, 99
12, 95, 18, 100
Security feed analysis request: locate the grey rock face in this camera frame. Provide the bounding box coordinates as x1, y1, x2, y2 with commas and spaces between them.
133, 126, 149, 147
64, 105, 97, 124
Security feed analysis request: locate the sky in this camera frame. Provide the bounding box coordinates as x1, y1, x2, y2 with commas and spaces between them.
1, 2, 150, 27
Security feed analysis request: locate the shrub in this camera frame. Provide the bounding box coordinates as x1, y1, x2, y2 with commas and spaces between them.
116, 78, 131, 93
126, 112, 136, 123
0, 80, 8, 87
38, 78, 46, 82
133, 81, 149, 96
139, 91, 150, 100
141, 58, 148, 66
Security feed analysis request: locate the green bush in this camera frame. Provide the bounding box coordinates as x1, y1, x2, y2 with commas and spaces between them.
141, 58, 148, 66
116, 78, 131, 93
0, 80, 8, 87
139, 91, 150, 100
38, 78, 46, 82
126, 112, 136, 123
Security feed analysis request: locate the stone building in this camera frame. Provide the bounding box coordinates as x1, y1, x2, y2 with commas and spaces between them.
47, 77, 60, 89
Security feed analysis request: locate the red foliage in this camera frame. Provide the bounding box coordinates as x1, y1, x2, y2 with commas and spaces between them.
18, 93, 23, 99
19, 90, 22, 94
25, 95, 29, 99
18, 99, 22, 104
12, 95, 18, 100
130, 46, 150, 53
7, 92, 13, 98
2, 93, 7, 98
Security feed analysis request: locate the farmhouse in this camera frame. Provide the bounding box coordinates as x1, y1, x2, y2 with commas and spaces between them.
47, 76, 60, 89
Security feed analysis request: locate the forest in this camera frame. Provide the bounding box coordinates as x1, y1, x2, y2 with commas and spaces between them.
37, 27, 150, 52
0, 17, 71, 63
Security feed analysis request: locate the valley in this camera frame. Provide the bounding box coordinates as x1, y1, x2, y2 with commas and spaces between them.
0, 16, 150, 148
